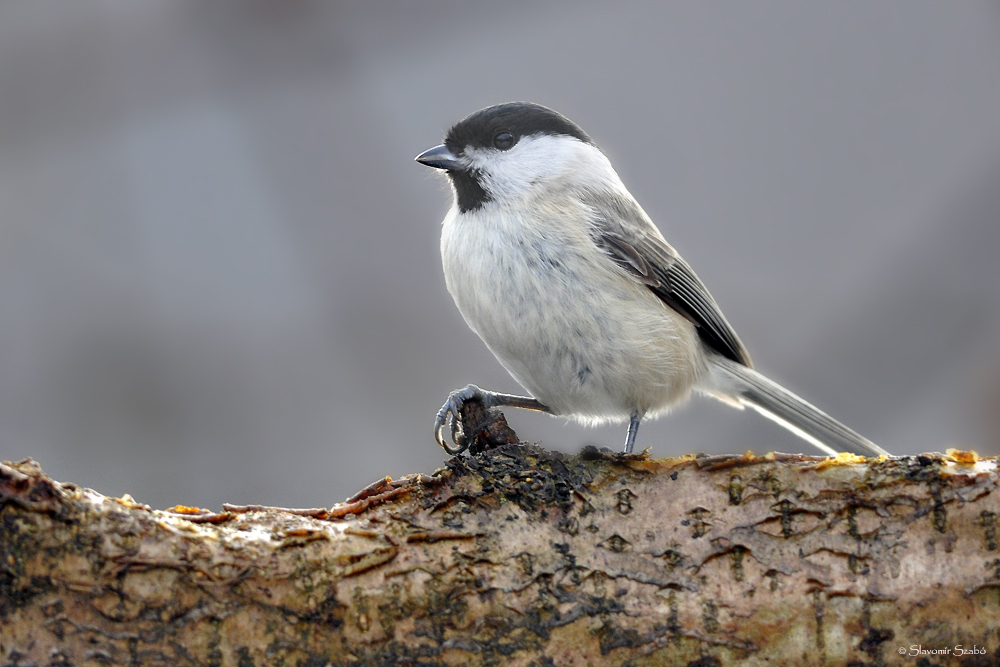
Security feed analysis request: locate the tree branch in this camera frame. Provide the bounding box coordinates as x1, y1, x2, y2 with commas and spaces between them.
2, 430, 1000, 665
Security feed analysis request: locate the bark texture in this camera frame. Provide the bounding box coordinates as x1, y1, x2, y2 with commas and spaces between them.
3, 441, 1000, 666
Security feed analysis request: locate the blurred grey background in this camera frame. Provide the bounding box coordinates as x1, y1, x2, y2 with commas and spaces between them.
1, 1, 999, 510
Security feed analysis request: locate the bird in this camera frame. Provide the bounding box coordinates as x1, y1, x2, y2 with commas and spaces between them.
415, 102, 888, 458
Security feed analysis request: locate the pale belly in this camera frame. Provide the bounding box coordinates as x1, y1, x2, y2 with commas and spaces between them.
441, 209, 707, 424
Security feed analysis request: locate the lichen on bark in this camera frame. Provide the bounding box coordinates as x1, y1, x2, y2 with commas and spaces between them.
3, 439, 1000, 666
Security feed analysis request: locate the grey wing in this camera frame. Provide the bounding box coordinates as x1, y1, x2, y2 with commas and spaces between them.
585, 191, 753, 368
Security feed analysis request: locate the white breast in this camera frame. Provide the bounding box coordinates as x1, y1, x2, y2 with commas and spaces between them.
440, 199, 707, 425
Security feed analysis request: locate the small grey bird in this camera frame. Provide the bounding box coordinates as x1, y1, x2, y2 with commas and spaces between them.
416, 102, 888, 458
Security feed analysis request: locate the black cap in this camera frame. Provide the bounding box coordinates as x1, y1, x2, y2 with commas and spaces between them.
445, 102, 593, 154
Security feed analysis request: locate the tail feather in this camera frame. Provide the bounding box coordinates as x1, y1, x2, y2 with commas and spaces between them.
705, 356, 889, 458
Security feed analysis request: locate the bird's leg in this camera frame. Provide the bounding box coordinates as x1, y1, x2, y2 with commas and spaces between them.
623, 410, 644, 454
434, 384, 549, 455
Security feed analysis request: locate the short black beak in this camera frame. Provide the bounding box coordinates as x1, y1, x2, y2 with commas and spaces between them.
415, 144, 462, 171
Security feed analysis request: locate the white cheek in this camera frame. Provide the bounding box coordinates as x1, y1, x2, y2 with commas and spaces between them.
467, 136, 617, 203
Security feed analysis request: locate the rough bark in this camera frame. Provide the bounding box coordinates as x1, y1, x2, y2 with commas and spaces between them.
3, 432, 1000, 666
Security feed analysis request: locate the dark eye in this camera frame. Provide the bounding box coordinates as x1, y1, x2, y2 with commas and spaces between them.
493, 131, 515, 150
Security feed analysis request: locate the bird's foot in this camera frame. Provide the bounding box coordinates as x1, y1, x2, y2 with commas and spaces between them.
433, 385, 515, 455
435, 384, 487, 455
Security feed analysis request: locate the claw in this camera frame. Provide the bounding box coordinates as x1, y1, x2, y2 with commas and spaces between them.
434, 384, 485, 455
434, 402, 465, 455
433, 385, 547, 455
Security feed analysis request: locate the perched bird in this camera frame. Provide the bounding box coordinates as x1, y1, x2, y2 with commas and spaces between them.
416, 102, 888, 458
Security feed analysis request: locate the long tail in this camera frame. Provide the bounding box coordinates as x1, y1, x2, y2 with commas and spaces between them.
704, 355, 889, 458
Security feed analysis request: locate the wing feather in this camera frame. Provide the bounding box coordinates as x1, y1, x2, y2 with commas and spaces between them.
586, 191, 753, 367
